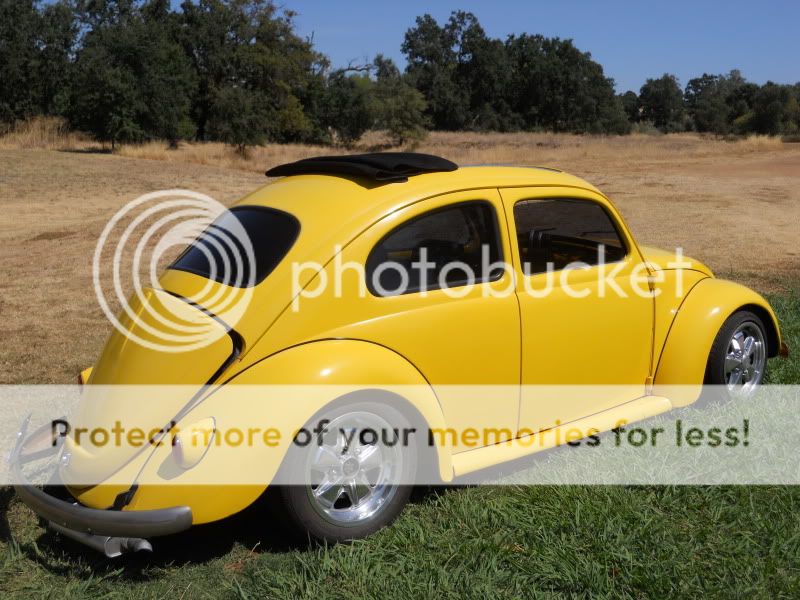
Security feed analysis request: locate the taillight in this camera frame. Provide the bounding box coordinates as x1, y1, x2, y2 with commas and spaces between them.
171, 417, 216, 469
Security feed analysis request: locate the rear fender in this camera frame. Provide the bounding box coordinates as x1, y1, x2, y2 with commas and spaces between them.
128, 339, 452, 524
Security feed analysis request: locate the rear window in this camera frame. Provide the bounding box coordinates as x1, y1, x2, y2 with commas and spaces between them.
170, 206, 299, 287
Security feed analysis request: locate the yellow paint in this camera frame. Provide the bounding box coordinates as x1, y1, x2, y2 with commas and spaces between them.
451, 394, 674, 476
68, 166, 783, 525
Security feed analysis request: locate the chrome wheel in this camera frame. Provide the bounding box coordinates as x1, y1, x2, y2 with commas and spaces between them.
724, 321, 766, 395
305, 411, 402, 526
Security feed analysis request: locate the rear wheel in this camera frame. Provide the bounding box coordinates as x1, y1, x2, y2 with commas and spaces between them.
278, 401, 416, 543
705, 310, 768, 396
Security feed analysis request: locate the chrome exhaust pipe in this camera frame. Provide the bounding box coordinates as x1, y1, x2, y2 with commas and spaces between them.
49, 522, 153, 557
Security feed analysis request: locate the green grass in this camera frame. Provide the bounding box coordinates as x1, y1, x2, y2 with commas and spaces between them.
764, 290, 800, 384
2, 289, 799, 599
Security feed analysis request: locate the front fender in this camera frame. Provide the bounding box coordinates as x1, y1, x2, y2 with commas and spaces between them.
128, 339, 453, 524
653, 278, 782, 405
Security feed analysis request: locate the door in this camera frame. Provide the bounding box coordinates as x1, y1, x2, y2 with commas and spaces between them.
331, 189, 521, 450
500, 187, 654, 433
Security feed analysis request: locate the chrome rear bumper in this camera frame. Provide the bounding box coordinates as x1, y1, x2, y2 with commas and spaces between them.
9, 416, 192, 555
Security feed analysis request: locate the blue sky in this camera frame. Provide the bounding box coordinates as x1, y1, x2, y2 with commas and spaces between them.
282, 0, 798, 92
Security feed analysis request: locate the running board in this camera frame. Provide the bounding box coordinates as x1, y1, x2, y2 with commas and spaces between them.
451, 395, 674, 476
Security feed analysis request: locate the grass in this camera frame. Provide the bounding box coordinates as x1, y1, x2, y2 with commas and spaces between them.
0, 117, 91, 151
1, 290, 798, 599
765, 291, 800, 385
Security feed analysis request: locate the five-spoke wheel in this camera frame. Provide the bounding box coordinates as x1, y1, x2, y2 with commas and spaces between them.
305, 411, 403, 526
277, 400, 416, 543
722, 321, 766, 394
706, 310, 768, 396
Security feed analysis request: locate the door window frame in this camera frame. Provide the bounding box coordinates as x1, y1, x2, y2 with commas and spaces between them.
365, 199, 506, 297
512, 196, 631, 277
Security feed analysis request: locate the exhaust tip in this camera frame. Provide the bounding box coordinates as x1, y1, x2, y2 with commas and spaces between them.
122, 537, 153, 554
49, 522, 153, 557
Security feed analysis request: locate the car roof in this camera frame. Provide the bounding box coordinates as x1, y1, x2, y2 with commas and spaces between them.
239, 165, 603, 229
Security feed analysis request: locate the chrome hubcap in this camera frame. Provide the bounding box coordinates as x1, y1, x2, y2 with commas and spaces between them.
724, 322, 766, 395
305, 411, 402, 525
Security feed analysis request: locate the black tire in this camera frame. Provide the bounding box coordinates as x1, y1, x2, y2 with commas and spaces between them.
704, 310, 768, 396
277, 400, 416, 544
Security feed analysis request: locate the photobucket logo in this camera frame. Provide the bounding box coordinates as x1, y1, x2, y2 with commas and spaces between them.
93, 190, 255, 353
291, 244, 691, 310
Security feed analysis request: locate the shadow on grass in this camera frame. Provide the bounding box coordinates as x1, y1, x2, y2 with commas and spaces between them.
58, 147, 112, 155
5, 480, 465, 582
0, 486, 14, 543
9, 490, 298, 581
9, 483, 438, 577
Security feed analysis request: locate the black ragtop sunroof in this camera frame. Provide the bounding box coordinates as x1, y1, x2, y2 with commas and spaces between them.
265, 152, 458, 183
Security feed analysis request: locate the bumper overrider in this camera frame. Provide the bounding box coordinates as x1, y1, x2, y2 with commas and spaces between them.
9, 416, 192, 557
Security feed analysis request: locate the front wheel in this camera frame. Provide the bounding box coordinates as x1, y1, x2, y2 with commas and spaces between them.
705, 310, 768, 396
278, 401, 416, 543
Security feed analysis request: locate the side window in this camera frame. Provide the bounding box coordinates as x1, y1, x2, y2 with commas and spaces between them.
366, 202, 502, 296
513, 198, 626, 275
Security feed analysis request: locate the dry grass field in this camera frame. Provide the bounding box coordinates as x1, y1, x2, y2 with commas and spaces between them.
2, 125, 800, 597
2, 127, 799, 384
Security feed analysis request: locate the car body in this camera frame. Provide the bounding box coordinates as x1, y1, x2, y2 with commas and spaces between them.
13, 153, 788, 555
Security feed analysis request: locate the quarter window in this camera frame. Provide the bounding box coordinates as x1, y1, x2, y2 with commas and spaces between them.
366, 202, 503, 296
513, 198, 626, 275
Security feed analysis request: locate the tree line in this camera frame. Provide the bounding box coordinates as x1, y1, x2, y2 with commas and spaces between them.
2, 1, 799, 152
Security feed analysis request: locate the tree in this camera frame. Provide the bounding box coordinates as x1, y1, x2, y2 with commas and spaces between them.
639, 74, 686, 132
372, 55, 429, 145
506, 34, 628, 133
402, 12, 629, 134
683, 72, 754, 134
402, 11, 522, 131
68, 31, 144, 147
179, 0, 326, 145
72, 0, 138, 29
449, 12, 513, 130
749, 83, 800, 135
207, 86, 267, 155
600, 96, 633, 135
620, 91, 640, 123
0, 0, 76, 123
0, 1, 40, 122
68, 2, 195, 148
34, 1, 77, 116
322, 71, 375, 146
8, 2, 800, 146
401, 13, 470, 130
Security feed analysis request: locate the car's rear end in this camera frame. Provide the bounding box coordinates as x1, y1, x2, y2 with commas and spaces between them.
11, 159, 448, 555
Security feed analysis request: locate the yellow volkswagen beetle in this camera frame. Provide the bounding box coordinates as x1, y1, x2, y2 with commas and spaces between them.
12, 153, 788, 555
